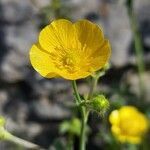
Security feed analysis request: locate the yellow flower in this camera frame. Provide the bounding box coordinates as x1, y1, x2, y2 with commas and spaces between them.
109, 106, 149, 144
29, 19, 111, 80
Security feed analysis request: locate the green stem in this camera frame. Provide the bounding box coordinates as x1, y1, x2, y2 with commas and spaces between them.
80, 111, 88, 150
1, 127, 43, 149
72, 80, 82, 104
9, 135, 43, 149
126, 0, 145, 97
3, 132, 44, 150
67, 134, 73, 150
72, 76, 99, 150
72, 81, 86, 150
88, 77, 98, 100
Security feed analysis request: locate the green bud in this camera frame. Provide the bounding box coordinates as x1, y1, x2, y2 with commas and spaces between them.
82, 95, 110, 115
91, 95, 109, 112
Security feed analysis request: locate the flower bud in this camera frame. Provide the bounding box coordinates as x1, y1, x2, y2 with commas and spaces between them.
82, 95, 110, 115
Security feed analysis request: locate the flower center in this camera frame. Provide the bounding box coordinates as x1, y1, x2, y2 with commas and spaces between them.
49, 50, 78, 73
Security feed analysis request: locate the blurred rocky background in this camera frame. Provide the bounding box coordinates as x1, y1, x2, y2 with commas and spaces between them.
0, 0, 150, 149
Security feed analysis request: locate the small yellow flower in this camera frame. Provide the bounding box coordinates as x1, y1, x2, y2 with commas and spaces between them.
30, 19, 111, 80
109, 106, 149, 144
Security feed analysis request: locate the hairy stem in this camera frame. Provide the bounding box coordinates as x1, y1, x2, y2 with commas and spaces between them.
72, 81, 86, 150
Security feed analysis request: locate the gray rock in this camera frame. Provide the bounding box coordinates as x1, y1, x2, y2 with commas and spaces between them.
0, 90, 8, 114
0, 21, 38, 82
124, 71, 150, 102
107, 2, 132, 67
0, 0, 35, 23
31, 97, 70, 119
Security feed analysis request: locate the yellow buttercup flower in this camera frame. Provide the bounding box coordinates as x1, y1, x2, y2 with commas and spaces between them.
109, 106, 149, 144
30, 19, 111, 80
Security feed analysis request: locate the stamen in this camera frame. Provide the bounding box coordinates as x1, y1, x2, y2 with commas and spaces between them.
49, 48, 78, 73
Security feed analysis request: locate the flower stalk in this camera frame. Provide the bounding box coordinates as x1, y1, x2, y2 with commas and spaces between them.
88, 76, 98, 100
1, 131, 43, 150
72, 75, 101, 150
126, 0, 145, 97
72, 80, 87, 150
9, 135, 43, 150
0, 116, 44, 150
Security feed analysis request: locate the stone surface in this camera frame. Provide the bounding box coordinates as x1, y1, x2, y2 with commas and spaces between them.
125, 71, 150, 102
0, 0, 149, 149
30, 98, 70, 119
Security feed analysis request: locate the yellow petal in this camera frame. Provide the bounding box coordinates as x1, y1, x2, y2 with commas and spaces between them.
58, 70, 91, 80
111, 126, 121, 135
74, 19, 104, 53
29, 44, 57, 78
109, 110, 120, 125
39, 19, 73, 52
90, 39, 111, 71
